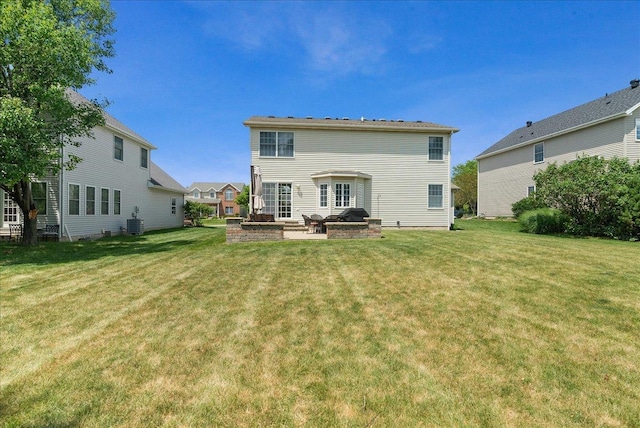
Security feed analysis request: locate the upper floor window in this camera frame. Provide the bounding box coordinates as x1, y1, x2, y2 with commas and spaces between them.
69, 184, 80, 215
534, 143, 544, 163
86, 186, 96, 215
140, 147, 148, 168
114, 136, 124, 161
225, 189, 234, 201
428, 136, 444, 160
636, 119, 640, 140
428, 184, 443, 209
171, 197, 177, 215
335, 183, 350, 207
32, 182, 47, 215
209, 192, 215, 198
260, 131, 294, 157
193, 190, 200, 198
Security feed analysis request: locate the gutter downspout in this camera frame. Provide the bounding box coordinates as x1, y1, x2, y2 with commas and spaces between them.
59, 135, 67, 241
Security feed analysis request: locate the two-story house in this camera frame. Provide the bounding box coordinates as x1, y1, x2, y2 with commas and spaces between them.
185, 182, 246, 217
245, 116, 459, 228
476, 79, 640, 217
0, 91, 186, 241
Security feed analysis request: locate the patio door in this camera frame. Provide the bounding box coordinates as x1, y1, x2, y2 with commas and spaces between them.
3, 191, 20, 225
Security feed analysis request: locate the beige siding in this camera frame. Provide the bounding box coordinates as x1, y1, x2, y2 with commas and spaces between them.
478, 116, 633, 217
251, 127, 453, 227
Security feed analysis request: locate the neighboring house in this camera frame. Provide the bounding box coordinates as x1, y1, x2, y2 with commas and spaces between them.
0, 91, 186, 241
185, 182, 246, 217
476, 79, 640, 217
244, 116, 459, 228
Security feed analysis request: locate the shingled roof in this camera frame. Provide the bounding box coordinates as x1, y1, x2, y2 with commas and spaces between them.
477, 79, 640, 159
149, 162, 187, 193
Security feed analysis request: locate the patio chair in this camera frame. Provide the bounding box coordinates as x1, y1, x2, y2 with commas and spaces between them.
42, 224, 60, 242
9, 224, 22, 242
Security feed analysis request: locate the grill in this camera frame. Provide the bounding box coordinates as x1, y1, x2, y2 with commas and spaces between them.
337, 208, 370, 222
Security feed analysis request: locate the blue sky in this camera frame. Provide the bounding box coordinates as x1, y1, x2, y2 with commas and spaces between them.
80, 0, 640, 187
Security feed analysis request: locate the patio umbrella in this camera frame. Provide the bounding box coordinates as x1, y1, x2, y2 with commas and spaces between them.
252, 166, 265, 213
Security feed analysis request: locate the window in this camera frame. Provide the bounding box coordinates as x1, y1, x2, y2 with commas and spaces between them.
636, 119, 640, 140
171, 197, 177, 215
528, 186, 535, 196
101, 188, 109, 215
225, 206, 234, 215
193, 190, 200, 198
428, 184, 443, 209
428, 136, 444, 160
225, 189, 234, 201
69, 184, 80, 215
114, 136, 123, 161
319, 184, 328, 208
140, 147, 148, 168
534, 143, 544, 163
114, 190, 121, 215
263, 182, 292, 218
209, 192, 215, 198
3, 191, 18, 222
85, 186, 96, 215
335, 183, 351, 207
32, 182, 47, 215
259, 131, 294, 157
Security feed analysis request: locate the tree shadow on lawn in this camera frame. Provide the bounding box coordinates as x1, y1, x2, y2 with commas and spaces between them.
0, 228, 203, 266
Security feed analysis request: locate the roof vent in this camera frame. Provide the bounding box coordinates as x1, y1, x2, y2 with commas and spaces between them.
526, 121, 532, 127
306, 116, 312, 119
380, 118, 386, 122
324, 116, 331, 120
342, 117, 349, 120
416, 120, 423, 123
397, 119, 404, 122
268, 115, 275, 118
287, 116, 294, 119
631, 79, 640, 89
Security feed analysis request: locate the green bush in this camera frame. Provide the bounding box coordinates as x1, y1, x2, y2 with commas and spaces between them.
512, 195, 547, 218
519, 208, 568, 234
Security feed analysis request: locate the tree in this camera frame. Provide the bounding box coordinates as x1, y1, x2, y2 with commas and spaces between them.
235, 185, 249, 214
452, 159, 477, 215
1, 0, 115, 245
183, 201, 213, 226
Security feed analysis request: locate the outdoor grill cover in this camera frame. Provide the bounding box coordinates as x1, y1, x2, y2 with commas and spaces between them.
337, 208, 370, 222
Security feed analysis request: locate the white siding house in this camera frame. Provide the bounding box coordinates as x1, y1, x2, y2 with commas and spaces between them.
476, 79, 640, 217
245, 116, 459, 228
0, 91, 186, 240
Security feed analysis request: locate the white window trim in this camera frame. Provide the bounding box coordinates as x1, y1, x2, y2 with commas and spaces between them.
85, 185, 96, 216
259, 131, 295, 158
225, 189, 234, 201
428, 183, 445, 209
428, 135, 445, 161
171, 197, 177, 215
527, 185, 536, 197
101, 187, 110, 215
636, 118, 640, 141
69, 183, 81, 216
140, 147, 148, 169
113, 189, 122, 216
319, 183, 328, 208
334, 183, 351, 208
114, 136, 124, 162
533, 142, 544, 164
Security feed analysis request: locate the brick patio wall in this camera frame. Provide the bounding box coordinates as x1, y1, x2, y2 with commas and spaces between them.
326, 218, 382, 239
226, 218, 284, 243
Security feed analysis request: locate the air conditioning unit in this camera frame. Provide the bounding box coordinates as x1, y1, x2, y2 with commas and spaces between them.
127, 218, 144, 235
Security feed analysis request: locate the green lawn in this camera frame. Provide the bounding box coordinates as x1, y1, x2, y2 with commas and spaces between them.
1, 221, 639, 427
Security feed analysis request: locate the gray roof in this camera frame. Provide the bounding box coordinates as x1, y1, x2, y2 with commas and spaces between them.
244, 116, 459, 133
477, 80, 640, 158
67, 89, 156, 149
149, 162, 187, 193
187, 182, 246, 192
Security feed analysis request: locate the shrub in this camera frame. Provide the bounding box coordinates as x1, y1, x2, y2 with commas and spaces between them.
512, 195, 547, 218
519, 208, 568, 234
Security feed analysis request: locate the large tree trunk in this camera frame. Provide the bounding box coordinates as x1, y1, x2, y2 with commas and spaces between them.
12, 180, 38, 246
